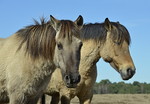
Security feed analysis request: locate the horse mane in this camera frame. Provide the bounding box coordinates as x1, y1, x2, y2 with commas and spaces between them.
81, 22, 131, 45
17, 18, 55, 60
16, 18, 81, 61
111, 22, 131, 45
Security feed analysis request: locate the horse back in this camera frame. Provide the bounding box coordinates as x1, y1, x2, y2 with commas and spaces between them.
0, 34, 21, 72
0, 37, 5, 48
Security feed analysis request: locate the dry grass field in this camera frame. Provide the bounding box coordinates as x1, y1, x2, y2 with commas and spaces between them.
43, 94, 150, 104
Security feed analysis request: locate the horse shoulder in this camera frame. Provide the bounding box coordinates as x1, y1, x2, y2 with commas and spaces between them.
46, 68, 62, 92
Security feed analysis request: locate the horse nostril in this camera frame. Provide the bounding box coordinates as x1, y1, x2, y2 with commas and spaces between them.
127, 68, 135, 76
64, 75, 70, 81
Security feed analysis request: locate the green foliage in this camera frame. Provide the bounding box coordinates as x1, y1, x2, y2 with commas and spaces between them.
93, 79, 150, 94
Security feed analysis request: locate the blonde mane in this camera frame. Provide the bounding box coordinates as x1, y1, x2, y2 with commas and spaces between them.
16, 18, 81, 60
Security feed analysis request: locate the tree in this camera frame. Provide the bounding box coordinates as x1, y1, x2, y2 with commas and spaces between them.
98, 79, 111, 94
93, 79, 150, 94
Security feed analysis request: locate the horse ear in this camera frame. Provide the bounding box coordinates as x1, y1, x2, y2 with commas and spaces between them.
74, 15, 83, 29
50, 15, 61, 31
104, 18, 112, 31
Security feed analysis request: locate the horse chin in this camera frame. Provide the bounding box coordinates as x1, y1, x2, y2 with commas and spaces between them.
121, 74, 133, 80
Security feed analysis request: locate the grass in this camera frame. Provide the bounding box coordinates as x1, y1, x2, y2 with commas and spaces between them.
40, 94, 150, 104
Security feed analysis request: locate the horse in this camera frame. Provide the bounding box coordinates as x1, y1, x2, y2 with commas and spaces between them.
0, 15, 83, 104
40, 18, 136, 104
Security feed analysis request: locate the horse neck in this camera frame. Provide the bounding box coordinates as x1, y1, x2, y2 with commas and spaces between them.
79, 40, 100, 74
16, 32, 56, 70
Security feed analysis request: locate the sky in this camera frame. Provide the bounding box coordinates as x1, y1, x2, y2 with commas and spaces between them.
0, 0, 150, 83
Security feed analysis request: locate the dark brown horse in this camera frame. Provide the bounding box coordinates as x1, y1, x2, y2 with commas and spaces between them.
0, 15, 83, 104
41, 18, 136, 104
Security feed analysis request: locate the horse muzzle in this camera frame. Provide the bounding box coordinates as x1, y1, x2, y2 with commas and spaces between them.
64, 74, 81, 88
120, 68, 136, 80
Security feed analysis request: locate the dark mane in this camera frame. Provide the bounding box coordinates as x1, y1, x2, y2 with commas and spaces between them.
81, 23, 107, 43
81, 22, 131, 45
111, 22, 131, 45
17, 18, 56, 60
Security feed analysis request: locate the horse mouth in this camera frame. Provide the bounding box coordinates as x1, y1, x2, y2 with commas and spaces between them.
66, 84, 77, 88
121, 74, 133, 80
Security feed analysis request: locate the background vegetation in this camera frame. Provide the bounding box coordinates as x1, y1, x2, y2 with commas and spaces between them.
93, 79, 150, 94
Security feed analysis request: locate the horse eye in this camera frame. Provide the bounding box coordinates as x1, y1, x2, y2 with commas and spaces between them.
104, 57, 113, 63
115, 42, 121, 45
57, 43, 63, 50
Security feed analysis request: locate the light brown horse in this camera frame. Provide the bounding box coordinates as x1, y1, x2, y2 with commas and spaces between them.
0, 15, 83, 104
41, 18, 136, 104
